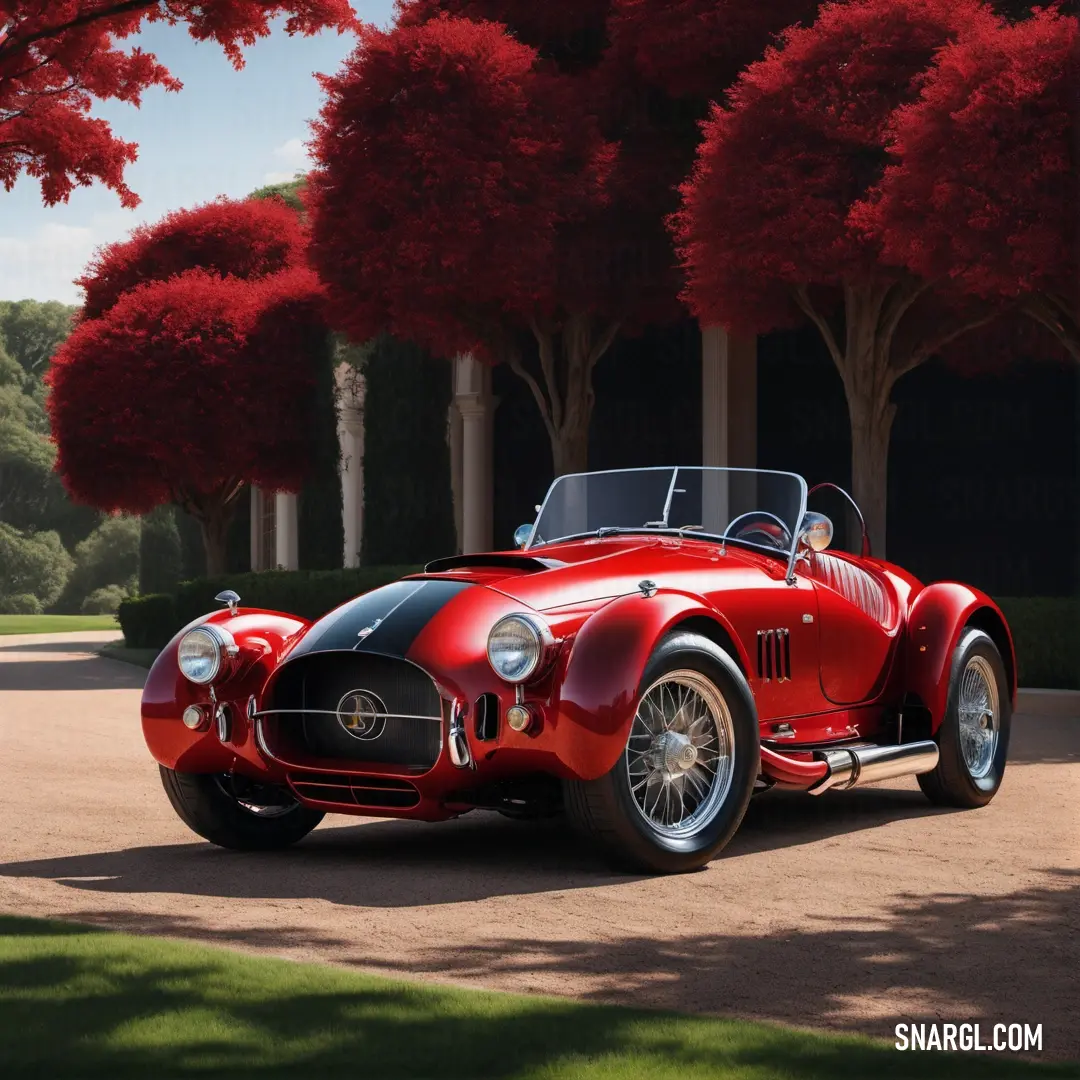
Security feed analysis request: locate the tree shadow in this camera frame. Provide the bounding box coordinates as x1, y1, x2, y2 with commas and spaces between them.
0, 914, 1067, 1079
0, 653, 145, 691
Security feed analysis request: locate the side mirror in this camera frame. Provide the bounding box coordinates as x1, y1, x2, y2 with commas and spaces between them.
513, 524, 533, 550
798, 512, 834, 553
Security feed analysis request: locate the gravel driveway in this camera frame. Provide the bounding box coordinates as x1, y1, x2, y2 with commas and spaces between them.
1, 634, 1077, 1058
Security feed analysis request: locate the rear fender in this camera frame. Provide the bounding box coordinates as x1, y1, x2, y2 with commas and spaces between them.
906, 584, 1016, 732
552, 589, 750, 780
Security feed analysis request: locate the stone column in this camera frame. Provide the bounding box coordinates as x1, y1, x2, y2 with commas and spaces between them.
274, 492, 299, 571
453, 353, 494, 554
702, 325, 758, 532
336, 363, 365, 568
448, 402, 464, 553
249, 486, 264, 571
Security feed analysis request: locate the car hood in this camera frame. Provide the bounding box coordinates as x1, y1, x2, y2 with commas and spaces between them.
422, 536, 785, 612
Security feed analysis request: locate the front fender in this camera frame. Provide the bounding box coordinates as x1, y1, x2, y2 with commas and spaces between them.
906, 583, 1016, 731
141, 609, 309, 773
552, 589, 748, 780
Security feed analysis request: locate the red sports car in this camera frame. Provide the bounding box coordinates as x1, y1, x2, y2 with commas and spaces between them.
143, 467, 1014, 873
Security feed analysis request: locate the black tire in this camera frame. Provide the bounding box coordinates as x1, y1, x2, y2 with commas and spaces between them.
564, 632, 759, 874
918, 628, 1011, 809
160, 766, 324, 851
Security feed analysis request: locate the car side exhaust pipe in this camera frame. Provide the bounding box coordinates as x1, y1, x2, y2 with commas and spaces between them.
808, 740, 939, 795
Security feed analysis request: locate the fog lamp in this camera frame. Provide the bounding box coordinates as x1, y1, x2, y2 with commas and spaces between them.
506, 704, 534, 733
182, 705, 209, 731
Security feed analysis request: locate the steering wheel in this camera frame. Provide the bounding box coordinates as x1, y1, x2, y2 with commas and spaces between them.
722, 511, 792, 551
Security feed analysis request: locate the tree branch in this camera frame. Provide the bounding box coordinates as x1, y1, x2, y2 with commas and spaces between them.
528, 316, 563, 432
0, 1, 160, 63
506, 344, 557, 446
879, 277, 932, 363
792, 284, 845, 372
586, 318, 621, 370
1023, 293, 1080, 363
898, 308, 1002, 377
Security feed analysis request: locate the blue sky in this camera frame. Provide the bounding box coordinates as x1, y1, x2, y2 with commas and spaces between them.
0, 1, 395, 304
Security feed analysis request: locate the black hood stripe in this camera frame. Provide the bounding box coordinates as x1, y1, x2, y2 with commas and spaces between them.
286, 579, 472, 659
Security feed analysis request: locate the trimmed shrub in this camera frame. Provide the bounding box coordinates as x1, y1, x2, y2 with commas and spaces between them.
997, 597, 1079, 691
0, 592, 42, 615
0, 523, 73, 609
81, 584, 129, 615
139, 506, 182, 595
174, 566, 420, 628
117, 593, 177, 649
120, 566, 420, 649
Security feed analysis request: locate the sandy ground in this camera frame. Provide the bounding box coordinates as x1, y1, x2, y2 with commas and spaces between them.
1, 633, 1078, 1058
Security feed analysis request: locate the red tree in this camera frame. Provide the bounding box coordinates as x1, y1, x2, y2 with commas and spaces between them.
78, 196, 308, 319
675, 0, 1004, 555
48, 267, 323, 574
0, 0, 356, 206
607, 0, 820, 101
873, 7, 1079, 361
309, 16, 634, 476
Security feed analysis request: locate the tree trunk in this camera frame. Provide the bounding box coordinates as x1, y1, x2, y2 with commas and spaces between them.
509, 313, 621, 481
846, 392, 895, 559
199, 513, 232, 578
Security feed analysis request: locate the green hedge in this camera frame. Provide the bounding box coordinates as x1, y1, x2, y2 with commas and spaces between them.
996, 597, 1079, 690
119, 582, 1079, 689
117, 593, 176, 649
118, 566, 420, 650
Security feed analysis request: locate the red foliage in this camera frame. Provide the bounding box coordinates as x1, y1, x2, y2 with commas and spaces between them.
78, 197, 309, 319
308, 16, 616, 358
674, 0, 1000, 335
47, 267, 323, 517
607, 0, 820, 101
872, 9, 1077, 312
0, 1, 357, 206
395, 0, 611, 68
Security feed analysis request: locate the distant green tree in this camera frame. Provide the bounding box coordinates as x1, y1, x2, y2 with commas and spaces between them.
139, 505, 183, 595
55, 515, 140, 612
0, 523, 73, 610
249, 176, 307, 213
0, 300, 77, 380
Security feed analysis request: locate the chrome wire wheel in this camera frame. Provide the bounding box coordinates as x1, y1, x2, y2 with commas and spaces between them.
625, 670, 735, 839
957, 654, 1000, 780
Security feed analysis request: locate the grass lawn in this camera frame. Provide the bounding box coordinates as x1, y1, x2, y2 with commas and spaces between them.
0, 614, 118, 635
0, 916, 1069, 1080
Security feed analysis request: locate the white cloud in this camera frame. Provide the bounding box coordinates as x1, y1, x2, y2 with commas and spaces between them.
262, 170, 304, 185
0, 223, 100, 304
273, 137, 311, 169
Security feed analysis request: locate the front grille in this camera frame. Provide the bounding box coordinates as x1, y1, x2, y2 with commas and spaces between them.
265, 652, 443, 770
288, 771, 421, 810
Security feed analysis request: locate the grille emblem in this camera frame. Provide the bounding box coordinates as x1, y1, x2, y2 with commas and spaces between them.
336, 690, 387, 741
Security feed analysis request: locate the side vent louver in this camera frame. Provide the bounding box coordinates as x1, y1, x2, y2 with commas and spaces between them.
756, 629, 791, 683
475, 693, 500, 741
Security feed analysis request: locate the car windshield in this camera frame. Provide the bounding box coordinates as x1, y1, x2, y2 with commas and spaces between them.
526, 467, 808, 558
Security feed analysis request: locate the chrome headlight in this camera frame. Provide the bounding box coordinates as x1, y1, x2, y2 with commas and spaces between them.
177, 624, 236, 685
486, 613, 553, 684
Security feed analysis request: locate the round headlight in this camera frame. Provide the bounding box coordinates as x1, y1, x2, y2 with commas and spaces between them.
177, 626, 230, 685
487, 614, 552, 684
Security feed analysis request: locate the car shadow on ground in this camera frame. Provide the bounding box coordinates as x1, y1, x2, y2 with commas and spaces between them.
0, 785, 963, 910
0, 653, 145, 692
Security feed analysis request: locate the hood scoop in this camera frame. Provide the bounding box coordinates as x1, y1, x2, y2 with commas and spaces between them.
423, 553, 566, 574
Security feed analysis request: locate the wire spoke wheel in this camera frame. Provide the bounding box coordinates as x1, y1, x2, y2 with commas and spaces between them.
625, 670, 735, 839
957, 654, 999, 780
